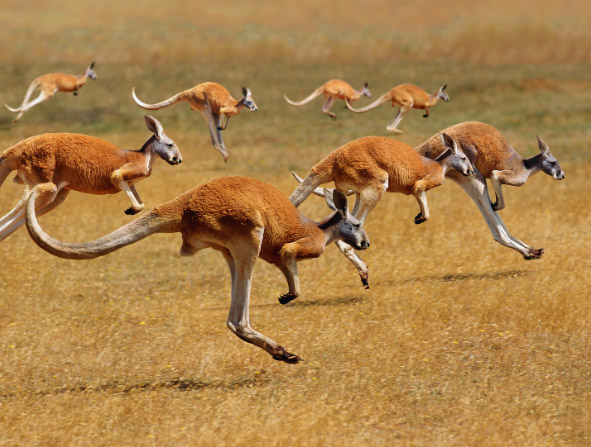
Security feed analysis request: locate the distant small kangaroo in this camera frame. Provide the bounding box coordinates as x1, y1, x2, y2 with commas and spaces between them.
415, 121, 564, 259
132, 82, 257, 162
290, 133, 473, 287
5, 62, 97, 124
0, 116, 181, 243
345, 83, 449, 132
25, 176, 370, 363
284, 79, 371, 120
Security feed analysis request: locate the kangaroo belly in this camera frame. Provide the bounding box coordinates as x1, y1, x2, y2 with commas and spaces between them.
63, 171, 120, 195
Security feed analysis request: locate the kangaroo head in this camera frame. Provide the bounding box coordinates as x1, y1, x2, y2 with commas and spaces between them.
144, 115, 182, 165
438, 84, 449, 102
86, 62, 97, 80
241, 87, 258, 111
537, 136, 564, 180
322, 189, 370, 250
360, 82, 372, 98
440, 132, 473, 177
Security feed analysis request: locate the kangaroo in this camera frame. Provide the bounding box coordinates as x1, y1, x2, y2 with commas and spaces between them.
25, 176, 370, 363
415, 121, 564, 259
345, 83, 449, 133
132, 82, 257, 162
290, 133, 473, 287
0, 116, 181, 243
284, 79, 371, 120
5, 62, 97, 124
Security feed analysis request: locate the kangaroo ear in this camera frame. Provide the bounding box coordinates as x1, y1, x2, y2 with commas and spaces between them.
364, 82, 369, 88
537, 135, 550, 156
440, 132, 458, 154
332, 189, 349, 217
145, 115, 163, 138
89, 61, 95, 69
321, 188, 337, 210
441, 84, 447, 91
242, 87, 249, 97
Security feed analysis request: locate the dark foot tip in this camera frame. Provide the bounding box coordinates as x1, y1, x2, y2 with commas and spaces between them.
360, 274, 369, 289
278, 293, 297, 305
124, 208, 140, 215
273, 347, 302, 364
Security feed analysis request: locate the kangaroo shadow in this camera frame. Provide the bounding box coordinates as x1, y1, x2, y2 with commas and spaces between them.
0, 373, 269, 400
381, 269, 530, 286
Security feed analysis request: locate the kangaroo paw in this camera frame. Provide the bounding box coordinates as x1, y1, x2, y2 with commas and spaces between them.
414, 213, 427, 225
272, 347, 302, 364
278, 292, 298, 305
124, 207, 141, 215
524, 247, 544, 260
359, 271, 369, 289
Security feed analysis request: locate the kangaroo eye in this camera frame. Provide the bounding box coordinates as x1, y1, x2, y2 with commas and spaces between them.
167, 143, 173, 148
353, 223, 361, 229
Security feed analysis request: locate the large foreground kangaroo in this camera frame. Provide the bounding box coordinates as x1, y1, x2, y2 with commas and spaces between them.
25, 176, 369, 363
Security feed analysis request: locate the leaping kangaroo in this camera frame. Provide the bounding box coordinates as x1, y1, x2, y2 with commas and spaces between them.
284, 79, 371, 120
0, 116, 181, 243
25, 176, 370, 363
290, 133, 473, 288
5, 62, 97, 124
415, 121, 564, 259
132, 82, 258, 162
345, 83, 448, 133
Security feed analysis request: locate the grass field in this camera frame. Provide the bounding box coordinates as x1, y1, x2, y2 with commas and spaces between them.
1, 1, 590, 446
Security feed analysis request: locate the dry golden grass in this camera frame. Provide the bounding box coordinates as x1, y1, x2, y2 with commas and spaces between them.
1, 1, 591, 446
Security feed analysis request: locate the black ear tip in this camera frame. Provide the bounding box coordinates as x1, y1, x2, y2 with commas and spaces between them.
442, 84, 447, 90
90, 61, 95, 68
242, 86, 248, 95
364, 82, 369, 88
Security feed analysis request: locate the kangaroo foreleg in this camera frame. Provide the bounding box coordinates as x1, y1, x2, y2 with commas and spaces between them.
335, 240, 369, 289
111, 168, 147, 215
277, 256, 301, 305
413, 189, 430, 224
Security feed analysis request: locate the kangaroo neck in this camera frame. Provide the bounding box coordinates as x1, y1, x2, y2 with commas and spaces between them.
75, 73, 87, 88
317, 212, 342, 246
523, 153, 543, 178
426, 93, 438, 108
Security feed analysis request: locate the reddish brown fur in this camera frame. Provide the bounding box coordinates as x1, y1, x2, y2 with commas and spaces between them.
320, 79, 365, 101
167, 177, 328, 266
415, 121, 520, 177
386, 83, 435, 109
34, 73, 88, 94
310, 136, 444, 195
2, 134, 152, 194
174, 82, 244, 115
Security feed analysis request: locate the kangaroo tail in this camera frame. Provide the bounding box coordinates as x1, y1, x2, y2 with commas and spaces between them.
284, 87, 323, 106
345, 94, 389, 113
289, 159, 335, 207
131, 87, 183, 110
26, 188, 179, 259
